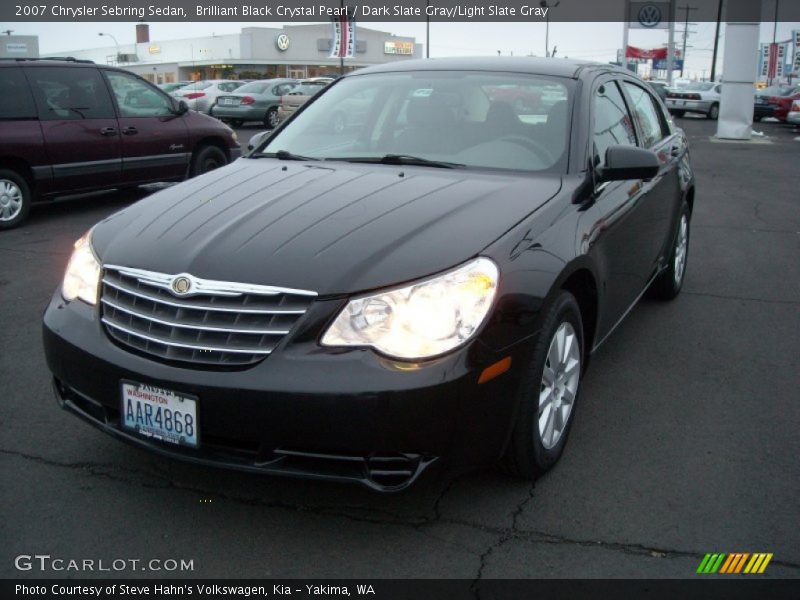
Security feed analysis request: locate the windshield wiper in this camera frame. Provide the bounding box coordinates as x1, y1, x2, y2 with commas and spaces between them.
327, 154, 464, 169
256, 150, 319, 161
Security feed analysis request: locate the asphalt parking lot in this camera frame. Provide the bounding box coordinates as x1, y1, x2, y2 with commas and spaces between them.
1, 117, 798, 581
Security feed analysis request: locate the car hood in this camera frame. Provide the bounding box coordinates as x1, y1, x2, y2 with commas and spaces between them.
92, 159, 561, 296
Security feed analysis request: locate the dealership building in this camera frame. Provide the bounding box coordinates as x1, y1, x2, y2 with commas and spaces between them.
54, 24, 421, 83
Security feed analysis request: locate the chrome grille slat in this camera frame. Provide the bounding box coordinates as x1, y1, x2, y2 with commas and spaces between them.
100, 266, 316, 367
100, 298, 291, 335
101, 278, 307, 314
102, 319, 273, 355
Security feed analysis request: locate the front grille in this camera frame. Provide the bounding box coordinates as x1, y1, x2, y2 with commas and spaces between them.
100, 265, 316, 367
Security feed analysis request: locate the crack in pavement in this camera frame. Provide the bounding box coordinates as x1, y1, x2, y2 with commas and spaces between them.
4, 447, 800, 574
682, 290, 800, 306
470, 483, 536, 598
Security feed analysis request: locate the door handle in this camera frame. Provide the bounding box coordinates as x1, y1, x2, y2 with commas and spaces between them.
122, 126, 138, 136
99, 127, 117, 136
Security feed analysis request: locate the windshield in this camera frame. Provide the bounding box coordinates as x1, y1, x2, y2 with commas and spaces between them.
259, 71, 572, 173
292, 83, 327, 95
685, 82, 714, 91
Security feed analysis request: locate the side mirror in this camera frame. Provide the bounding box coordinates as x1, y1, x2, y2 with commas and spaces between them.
246, 130, 271, 154
597, 145, 660, 182
174, 99, 189, 115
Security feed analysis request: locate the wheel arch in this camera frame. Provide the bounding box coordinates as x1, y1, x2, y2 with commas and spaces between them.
0, 157, 35, 192
192, 136, 232, 161
556, 266, 599, 364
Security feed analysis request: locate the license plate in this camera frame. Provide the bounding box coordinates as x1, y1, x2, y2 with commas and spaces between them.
121, 381, 199, 448
220, 98, 237, 105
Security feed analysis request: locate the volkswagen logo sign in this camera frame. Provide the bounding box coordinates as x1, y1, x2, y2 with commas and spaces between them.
171, 275, 192, 295
276, 34, 290, 52
638, 4, 662, 28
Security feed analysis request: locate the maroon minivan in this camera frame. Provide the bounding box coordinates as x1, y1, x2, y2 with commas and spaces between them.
0, 58, 241, 229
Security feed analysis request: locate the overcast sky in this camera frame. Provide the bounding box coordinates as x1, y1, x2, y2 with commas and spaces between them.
8, 20, 799, 80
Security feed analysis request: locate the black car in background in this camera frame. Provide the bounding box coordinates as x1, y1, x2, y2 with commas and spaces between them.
43, 58, 695, 491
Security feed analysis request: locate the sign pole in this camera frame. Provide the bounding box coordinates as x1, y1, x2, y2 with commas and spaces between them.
426, 0, 430, 58
667, 0, 676, 84
339, 0, 345, 76
622, 0, 630, 68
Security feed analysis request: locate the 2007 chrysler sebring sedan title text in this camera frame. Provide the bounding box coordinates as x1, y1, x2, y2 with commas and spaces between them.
44, 58, 695, 491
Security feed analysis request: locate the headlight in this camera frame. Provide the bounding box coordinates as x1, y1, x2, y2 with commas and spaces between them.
62, 230, 101, 305
321, 257, 499, 360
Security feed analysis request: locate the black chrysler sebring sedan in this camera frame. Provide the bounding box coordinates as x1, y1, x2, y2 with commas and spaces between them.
43, 58, 694, 491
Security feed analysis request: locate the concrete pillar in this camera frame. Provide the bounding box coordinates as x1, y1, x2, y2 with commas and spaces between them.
715, 0, 761, 140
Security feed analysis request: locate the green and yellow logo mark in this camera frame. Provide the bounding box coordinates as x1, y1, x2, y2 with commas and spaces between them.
697, 553, 773, 574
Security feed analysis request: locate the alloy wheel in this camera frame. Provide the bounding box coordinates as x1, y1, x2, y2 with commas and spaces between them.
538, 321, 581, 450
0, 179, 23, 222
674, 214, 689, 285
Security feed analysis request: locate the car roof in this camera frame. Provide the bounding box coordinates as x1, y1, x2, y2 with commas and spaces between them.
350, 57, 629, 80
0, 57, 96, 68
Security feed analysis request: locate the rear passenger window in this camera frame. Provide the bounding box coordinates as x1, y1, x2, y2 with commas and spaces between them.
622, 82, 667, 148
0, 68, 37, 119
26, 67, 115, 121
273, 84, 294, 96
593, 81, 637, 167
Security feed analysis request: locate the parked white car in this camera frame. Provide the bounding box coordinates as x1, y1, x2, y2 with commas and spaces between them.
666, 81, 722, 120
788, 100, 800, 126
172, 80, 245, 114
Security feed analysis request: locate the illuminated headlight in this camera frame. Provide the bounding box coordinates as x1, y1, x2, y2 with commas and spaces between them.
322, 257, 499, 360
62, 230, 101, 305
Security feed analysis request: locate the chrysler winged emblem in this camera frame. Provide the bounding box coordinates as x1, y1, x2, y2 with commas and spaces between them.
171, 275, 192, 295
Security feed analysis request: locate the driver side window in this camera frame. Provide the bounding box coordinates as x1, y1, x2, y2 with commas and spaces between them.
105, 71, 173, 118
593, 81, 637, 167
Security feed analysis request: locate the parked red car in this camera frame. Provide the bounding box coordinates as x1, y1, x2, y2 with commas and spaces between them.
0, 58, 241, 229
768, 85, 800, 122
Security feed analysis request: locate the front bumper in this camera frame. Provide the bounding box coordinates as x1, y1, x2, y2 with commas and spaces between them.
754, 104, 775, 119
667, 99, 713, 114
788, 111, 800, 125
43, 292, 524, 491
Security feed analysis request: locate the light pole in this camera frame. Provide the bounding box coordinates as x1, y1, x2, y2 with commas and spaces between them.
540, 0, 560, 57
98, 32, 120, 63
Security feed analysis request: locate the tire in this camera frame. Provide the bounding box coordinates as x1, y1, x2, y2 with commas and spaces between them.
671, 110, 686, 118
753, 115, 763, 122
190, 145, 228, 177
0, 168, 32, 230
264, 107, 279, 130
649, 200, 690, 301
502, 291, 584, 479
331, 111, 346, 133
230, 119, 243, 128
707, 103, 719, 120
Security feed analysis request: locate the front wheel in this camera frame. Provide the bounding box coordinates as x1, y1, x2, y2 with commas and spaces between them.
0, 168, 32, 230
190, 145, 228, 177
707, 103, 719, 120
502, 291, 584, 479
650, 200, 690, 300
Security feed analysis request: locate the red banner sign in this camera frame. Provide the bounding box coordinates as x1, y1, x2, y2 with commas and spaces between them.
626, 45, 668, 59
